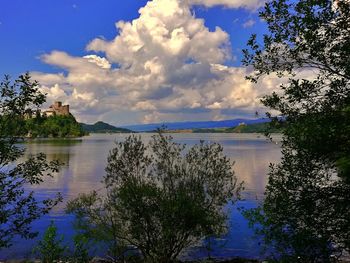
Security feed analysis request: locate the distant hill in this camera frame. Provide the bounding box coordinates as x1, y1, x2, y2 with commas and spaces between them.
80, 121, 133, 133
122, 118, 270, 132
228, 122, 282, 133
165, 122, 282, 134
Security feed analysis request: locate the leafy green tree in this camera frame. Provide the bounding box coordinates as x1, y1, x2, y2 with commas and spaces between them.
67, 133, 241, 263
67, 190, 129, 262
25, 114, 84, 138
34, 221, 67, 263
71, 233, 92, 263
0, 73, 62, 249
243, 0, 350, 179
243, 0, 350, 261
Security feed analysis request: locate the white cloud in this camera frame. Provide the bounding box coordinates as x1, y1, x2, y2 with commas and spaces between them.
133, 101, 157, 111
143, 111, 162, 124
242, 19, 256, 28
188, 0, 265, 10
83, 55, 111, 69
32, 0, 279, 125
31, 72, 66, 86
87, 0, 231, 68
40, 84, 67, 101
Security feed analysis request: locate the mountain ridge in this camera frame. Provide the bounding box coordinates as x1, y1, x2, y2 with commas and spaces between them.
121, 118, 270, 132
80, 121, 132, 133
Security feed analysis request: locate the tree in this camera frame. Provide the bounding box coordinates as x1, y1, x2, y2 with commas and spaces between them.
243, 0, 350, 178
24, 111, 84, 138
35, 115, 84, 138
67, 133, 241, 262
243, 0, 350, 261
33, 221, 67, 263
0, 73, 62, 249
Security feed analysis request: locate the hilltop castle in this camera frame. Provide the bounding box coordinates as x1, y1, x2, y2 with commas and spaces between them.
43, 101, 70, 117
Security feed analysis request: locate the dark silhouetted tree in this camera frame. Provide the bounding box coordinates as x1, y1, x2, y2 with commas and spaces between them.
0, 73, 62, 249
243, 0, 350, 261
67, 133, 241, 263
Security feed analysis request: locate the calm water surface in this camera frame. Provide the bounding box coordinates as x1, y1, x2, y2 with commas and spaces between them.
1, 133, 281, 260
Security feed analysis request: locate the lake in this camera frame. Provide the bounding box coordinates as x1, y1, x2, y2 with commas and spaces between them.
0, 133, 281, 260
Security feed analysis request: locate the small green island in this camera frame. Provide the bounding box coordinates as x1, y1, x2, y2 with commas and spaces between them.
25, 115, 84, 138
24, 101, 132, 138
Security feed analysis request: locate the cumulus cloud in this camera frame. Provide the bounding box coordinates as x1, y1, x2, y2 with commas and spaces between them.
83, 55, 111, 69
31, 72, 67, 86
41, 84, 67, 100
87, 0, 231, 67
32, 0, 278, 125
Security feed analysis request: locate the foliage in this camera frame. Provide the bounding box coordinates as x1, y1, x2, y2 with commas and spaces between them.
67, 133, 241, 262
67, 190, 130, 262
25, 114, 85, 138
33, 221, 67, 263
34, 224, 92, 263
70, 233, 92, 263
243, 0, 350, 179
0, 73, 62, 249
229, 122, 282, 134
243, 0, 350, 261
245, 154, 350, 262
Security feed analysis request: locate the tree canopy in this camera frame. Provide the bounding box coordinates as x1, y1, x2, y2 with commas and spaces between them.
25, 114, 85, 138
0, 73, 61, 249
243, 0, 350, 179
67, 133, 241, 262
243, 0, 350, 261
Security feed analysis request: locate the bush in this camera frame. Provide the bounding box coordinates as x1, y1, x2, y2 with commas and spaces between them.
67, 133, 241, 262
71, 233, 91, 263
33, 221, 67, 263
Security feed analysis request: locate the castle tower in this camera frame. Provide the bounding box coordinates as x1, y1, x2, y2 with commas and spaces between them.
54, 101, 62, 108
44, 101, 70, 116
60, 105, 70, 115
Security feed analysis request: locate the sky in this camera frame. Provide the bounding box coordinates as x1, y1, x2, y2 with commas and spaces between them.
0, 0, 281, 126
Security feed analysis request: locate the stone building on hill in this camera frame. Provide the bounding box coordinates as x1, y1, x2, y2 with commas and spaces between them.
43, 101, 70, 117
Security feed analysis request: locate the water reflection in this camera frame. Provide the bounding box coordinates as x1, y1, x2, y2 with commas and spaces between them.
1, 133, 281, 260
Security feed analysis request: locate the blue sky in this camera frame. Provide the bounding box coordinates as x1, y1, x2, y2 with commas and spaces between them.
0, 0, 147, 76
0, 0, 272, 125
